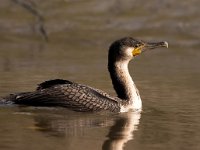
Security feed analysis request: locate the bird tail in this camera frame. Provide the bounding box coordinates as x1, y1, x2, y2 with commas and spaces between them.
0, 92, 29, 105
0, 94, 17, 105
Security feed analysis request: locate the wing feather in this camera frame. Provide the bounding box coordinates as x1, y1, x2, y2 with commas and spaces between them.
13, 83, 120, 112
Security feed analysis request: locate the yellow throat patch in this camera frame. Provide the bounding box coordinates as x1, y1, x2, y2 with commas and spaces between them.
132, 47, 142, 56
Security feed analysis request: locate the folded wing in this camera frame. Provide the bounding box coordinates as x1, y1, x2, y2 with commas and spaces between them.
9, 80, 120, 112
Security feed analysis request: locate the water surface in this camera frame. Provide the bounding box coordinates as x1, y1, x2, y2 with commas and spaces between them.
0, 0, 200, 150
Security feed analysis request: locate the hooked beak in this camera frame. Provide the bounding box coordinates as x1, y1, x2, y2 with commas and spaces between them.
143, 41, 168, 51
132, 41, 168, 56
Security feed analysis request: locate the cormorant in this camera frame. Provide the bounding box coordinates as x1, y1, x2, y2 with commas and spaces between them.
1, 37, 168, 112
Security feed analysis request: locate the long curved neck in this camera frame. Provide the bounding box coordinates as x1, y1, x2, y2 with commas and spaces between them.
108, 60, 142, 109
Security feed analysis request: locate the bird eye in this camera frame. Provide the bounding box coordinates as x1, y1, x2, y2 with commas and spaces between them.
135, 44, 140, 48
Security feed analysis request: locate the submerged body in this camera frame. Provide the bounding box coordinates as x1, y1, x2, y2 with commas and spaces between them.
1, 37, 168, 112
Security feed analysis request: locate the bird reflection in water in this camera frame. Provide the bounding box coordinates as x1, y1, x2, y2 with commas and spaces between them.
26, 109, 140, 150
102, 111, 141, 150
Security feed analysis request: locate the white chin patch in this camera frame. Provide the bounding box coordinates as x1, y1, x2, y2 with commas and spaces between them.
126, 47, 135, 57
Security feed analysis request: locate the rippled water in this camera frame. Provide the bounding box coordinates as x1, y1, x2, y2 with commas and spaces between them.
0, 0, 200, 150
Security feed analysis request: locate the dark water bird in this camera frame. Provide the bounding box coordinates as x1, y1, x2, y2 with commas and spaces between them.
1, 37, 168, 112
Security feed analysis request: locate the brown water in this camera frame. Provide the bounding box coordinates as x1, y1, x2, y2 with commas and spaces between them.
0, 0, 200, 150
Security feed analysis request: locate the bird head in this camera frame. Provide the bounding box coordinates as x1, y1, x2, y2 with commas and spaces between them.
108, 37, 168, 62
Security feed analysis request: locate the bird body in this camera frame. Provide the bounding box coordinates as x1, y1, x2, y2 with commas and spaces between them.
4, 79, 121, 112
1, 37, 168, 113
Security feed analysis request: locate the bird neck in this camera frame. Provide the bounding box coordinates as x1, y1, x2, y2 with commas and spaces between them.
108, 60, 142, 110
